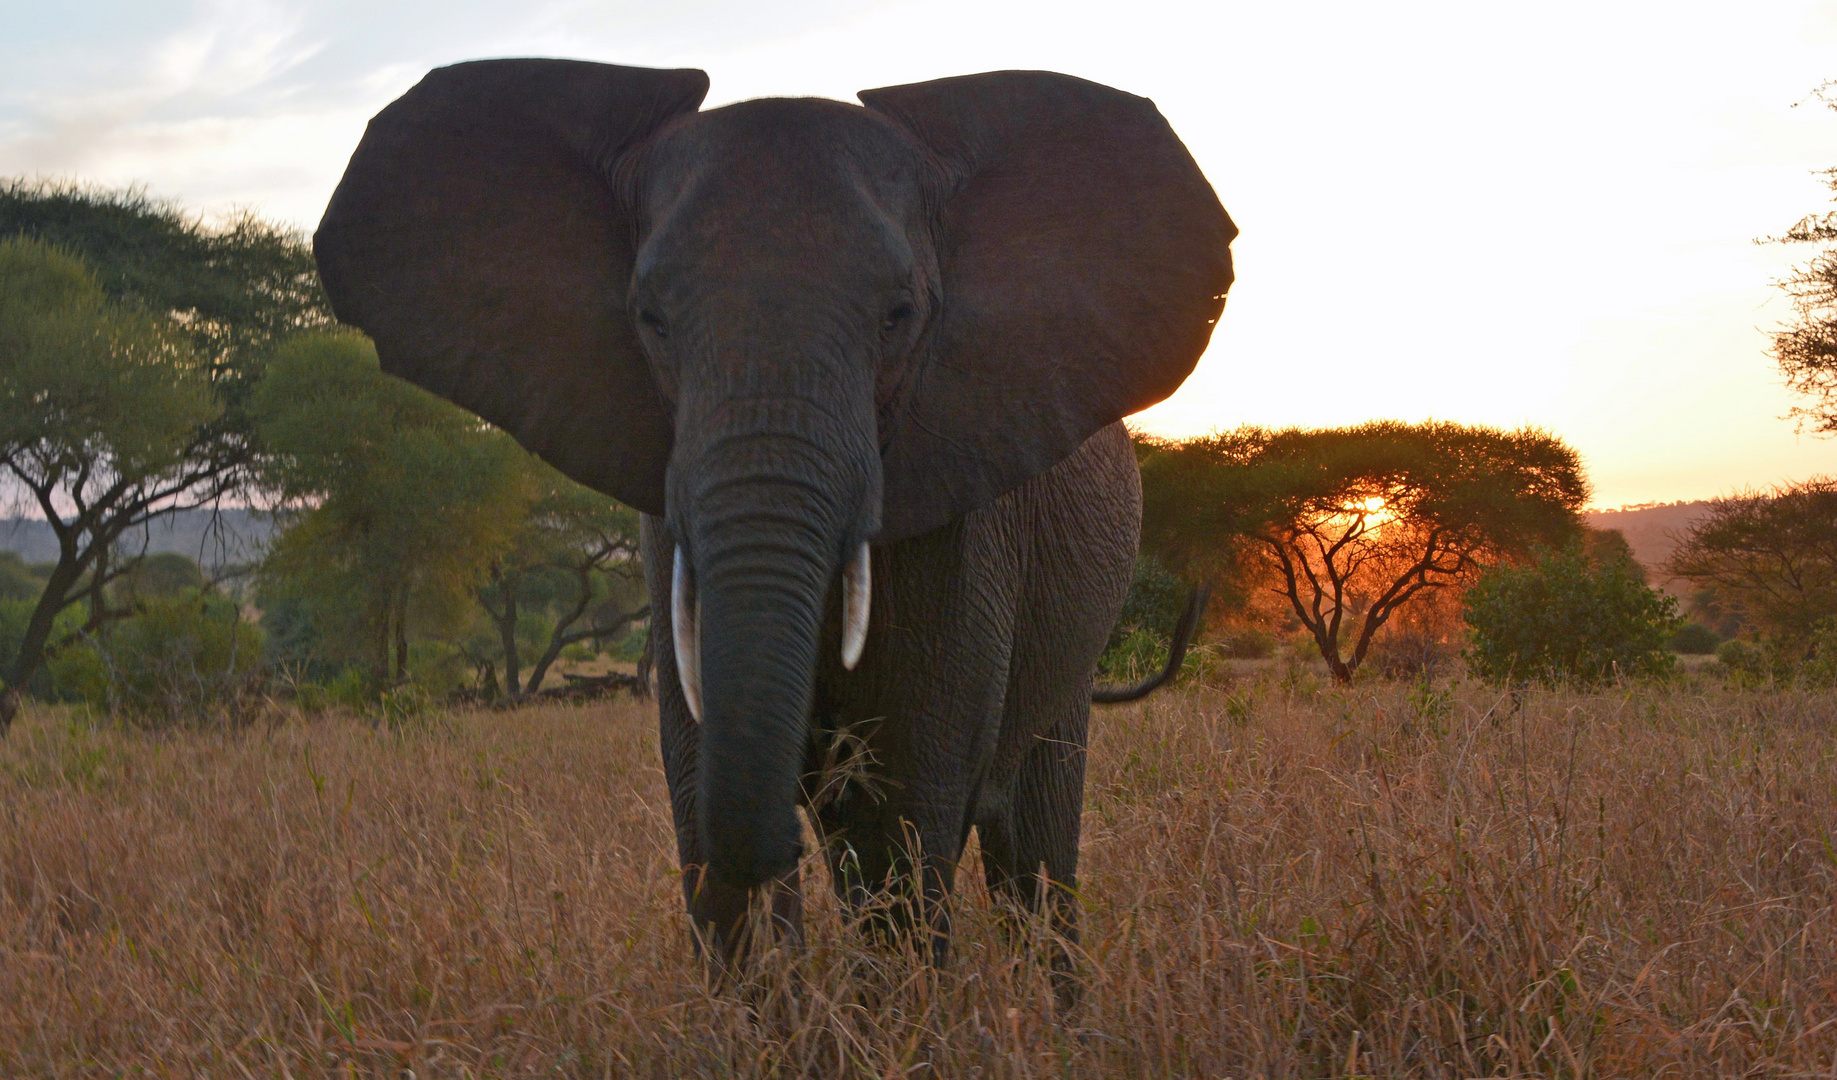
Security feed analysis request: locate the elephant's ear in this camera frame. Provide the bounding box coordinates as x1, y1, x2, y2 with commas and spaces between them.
314, 59, 708, 515
859, 71, 1235, 539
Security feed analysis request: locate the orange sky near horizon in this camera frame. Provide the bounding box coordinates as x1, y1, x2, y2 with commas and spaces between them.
3, 0, 1836, 511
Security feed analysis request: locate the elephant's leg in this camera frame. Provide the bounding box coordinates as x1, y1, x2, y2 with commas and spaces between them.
642, 514, 804, 969
977, 697, 1088, 959
974, 423, 1139, 1004
815, 807, 961, 963
809, 514, 1021, 965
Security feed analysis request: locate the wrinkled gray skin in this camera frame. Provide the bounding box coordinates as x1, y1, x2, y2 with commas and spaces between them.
312, 59, 1234, 976
643, 423, 1138, 963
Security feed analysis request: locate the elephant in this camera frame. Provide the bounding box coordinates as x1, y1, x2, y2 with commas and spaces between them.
313, 59, 1235, 976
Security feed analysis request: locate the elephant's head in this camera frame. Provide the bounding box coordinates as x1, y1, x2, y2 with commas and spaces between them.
314, 59, 1234, 890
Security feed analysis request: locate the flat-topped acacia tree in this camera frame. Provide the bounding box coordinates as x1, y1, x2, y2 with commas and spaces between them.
0, 183, 331, 730
1138, 421, 1588, 683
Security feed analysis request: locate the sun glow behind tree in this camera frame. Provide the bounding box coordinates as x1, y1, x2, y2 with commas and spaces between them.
1138, 421, 1589, 682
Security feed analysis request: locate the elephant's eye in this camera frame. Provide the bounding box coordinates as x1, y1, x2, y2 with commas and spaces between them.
639, 309, 669, 339
881, 302, 914, 336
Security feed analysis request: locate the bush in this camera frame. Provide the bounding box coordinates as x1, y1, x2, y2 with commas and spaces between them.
1099, 555, 1198, 680
1670, 622, 1721, 655
1715, 637, 1777, 686
52, 592, 264, 724
1105, 556, 1188, 653
1097, 625, 1214, 686
1464, 544, 1683, 686
1801, 620, 1837, 687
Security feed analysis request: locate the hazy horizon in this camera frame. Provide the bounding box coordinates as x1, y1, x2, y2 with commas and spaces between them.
5, 0, 1836, 509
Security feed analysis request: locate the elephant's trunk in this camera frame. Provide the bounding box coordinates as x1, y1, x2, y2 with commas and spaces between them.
673, 404, 878, 890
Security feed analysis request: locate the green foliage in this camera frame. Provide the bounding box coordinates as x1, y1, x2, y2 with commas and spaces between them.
0, 180, 331, 390
1670, 622, 1721, 655
0, 184, 327, 724
1668, 478, 1837, 649
1713, 619, 1837, 689
0, 236, 236, 717
1800, 620, 1837, 688
1105, 555, 1187, 653
1097, 625, 1214, 686
254, 331, 534, 692
51, 591, 264, 724
1098, 555, 1206, 687
0, 236, 219, 477
472, 466, 646, 698
1714, 638, 1781, 687
0, 553, 42, 602
1464, 544, 1683, 686
0, 598, 83, 697
118, 552, 206, 598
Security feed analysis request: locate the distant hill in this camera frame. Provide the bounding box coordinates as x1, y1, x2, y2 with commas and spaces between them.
1584, 501, 1713, 591
0, 509, 273, 570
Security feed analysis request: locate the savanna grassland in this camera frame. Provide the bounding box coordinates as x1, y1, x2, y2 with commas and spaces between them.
2, 674, 1834, 1077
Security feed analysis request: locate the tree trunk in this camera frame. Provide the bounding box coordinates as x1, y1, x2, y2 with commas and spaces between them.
3, 543, 91, 730
522, 563, 594, 695
392, 585, 409, 684
367, 592, 392, 691
492, 567, 521, 697
526, 606, 647, 697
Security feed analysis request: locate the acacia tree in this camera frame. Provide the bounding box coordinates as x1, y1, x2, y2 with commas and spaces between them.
1139, 421, 1587, 682
474, 472, 647, 698
0, 183, 330, 730
254, 331, 531, 690
0, 237, 225, 728
1767, 84, 1837, 431
0, 181, 329, 382
1667, 478, 1837, 648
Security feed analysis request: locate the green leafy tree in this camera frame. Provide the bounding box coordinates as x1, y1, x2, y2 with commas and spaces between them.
0, 237, 226, 728
253, 331, 532, 692
1667, 478, 1837, 651
1139, 422, 1587, 682
0, 181, 329, 392
52, 589, 263, 725
1464, 543, 1683, 686
0, 183, 330, 731
473, 471, 646, 698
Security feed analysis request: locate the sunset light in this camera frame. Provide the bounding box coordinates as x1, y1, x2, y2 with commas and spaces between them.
3, 1, 1835, 507
6, 4, 1837, 1073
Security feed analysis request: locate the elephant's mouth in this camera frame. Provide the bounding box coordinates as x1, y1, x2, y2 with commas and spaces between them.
670, 541, 872, 724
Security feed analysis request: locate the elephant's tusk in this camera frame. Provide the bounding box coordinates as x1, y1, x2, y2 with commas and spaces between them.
671, 546, 703, 723
841, 542, 871, 671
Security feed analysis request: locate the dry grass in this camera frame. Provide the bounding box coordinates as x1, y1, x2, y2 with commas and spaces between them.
2, 675, 1835, 1077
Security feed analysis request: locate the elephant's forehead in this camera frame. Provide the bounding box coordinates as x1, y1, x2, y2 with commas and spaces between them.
645, 97, 925, 209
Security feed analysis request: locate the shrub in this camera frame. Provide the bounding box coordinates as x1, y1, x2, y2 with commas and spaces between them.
1670, 622, 1721, 655
1464, 544, 1683, 686
1099, 555, 1198, 680
1715, 638, 1778, 686
52, 592, 264, 724
1097, 625, 1214, 686
1105, 556, 1187, 651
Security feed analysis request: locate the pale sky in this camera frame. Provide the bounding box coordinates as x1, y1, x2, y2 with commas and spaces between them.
3, 0, 1835, 509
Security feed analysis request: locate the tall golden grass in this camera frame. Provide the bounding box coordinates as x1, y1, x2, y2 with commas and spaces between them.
1, 674, 1833, 1076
